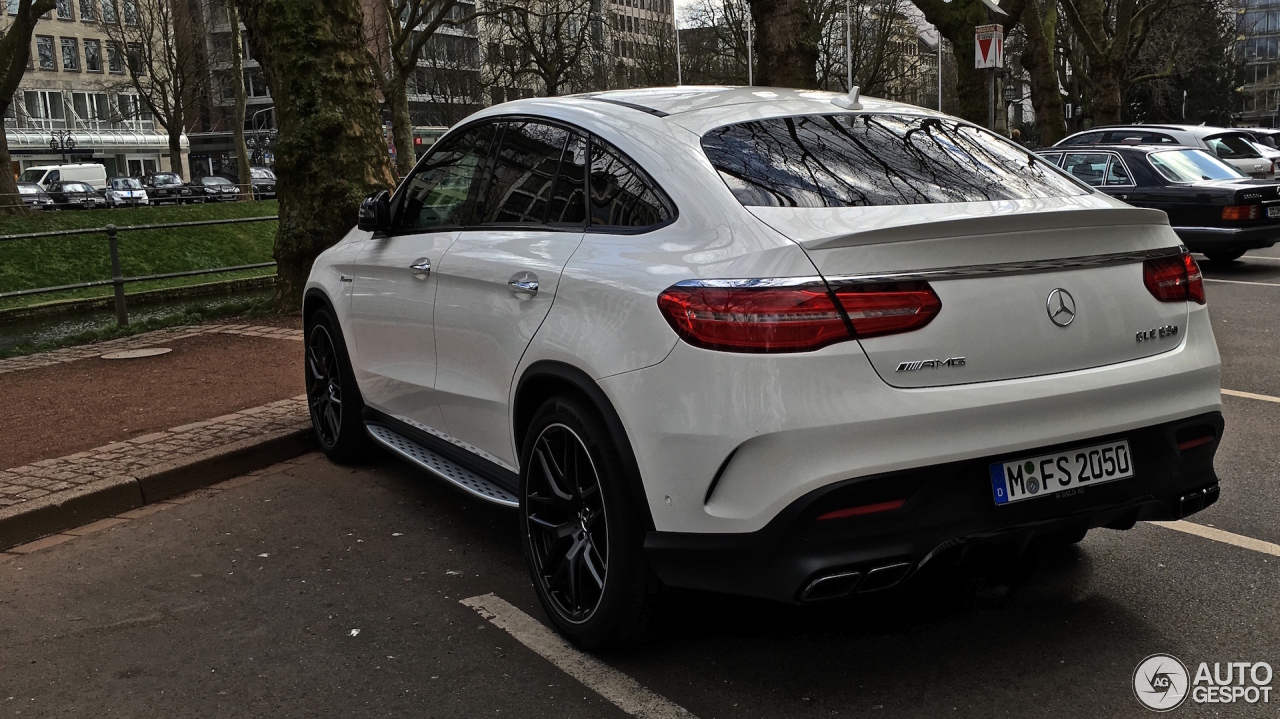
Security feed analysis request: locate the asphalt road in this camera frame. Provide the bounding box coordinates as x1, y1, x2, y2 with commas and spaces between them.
3, 251, 1279, 718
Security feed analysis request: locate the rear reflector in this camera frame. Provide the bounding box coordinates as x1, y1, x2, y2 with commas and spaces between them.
1177, 435, 1215, 451
657, 279, 941, 353
1143, 254, 1205, 305
1222, 205, 1261, 221
816, 499, 906, 521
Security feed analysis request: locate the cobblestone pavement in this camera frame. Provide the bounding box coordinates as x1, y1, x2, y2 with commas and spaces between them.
0, 396, 310, 509
0, 322, 303, 375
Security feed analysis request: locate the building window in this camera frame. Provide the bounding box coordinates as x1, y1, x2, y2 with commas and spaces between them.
79, 0, 96, 21
107, 41, 123, 72
121, 0, 137, 24
23, 90, 66, 126
61, 38, 79, 70
36, 36, 56, 70
7, 0, 18, 15
84, 38, 102, 71
56, 0, 73, 19
101, 0, 115, 23
127, 42, 143, 74
116, 93, 151, 124
72, 91, 110, 124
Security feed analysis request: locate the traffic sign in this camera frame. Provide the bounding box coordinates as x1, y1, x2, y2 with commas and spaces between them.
975, 24, 1004, 69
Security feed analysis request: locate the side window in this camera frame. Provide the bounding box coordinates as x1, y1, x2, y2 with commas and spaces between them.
396, 123, 494, 230
1060, 133, 1102, 147
547, 132, 587, 226
47, 170, 59, 183
476, 121, 569, 225
1104, 156, 1132, 185
1037, 152, 1063, 166
588, 136, 674, 230
1061, 153, 1109, 187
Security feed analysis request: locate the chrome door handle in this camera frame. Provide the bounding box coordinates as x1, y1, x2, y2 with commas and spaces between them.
409, 258, 431, 278
508, 271, 539, 296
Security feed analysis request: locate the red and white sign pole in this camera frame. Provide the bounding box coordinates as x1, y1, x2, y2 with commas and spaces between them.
974, 23, 1004, 131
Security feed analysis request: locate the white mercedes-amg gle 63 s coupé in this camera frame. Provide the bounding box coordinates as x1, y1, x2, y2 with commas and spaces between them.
303, 87, 1223, 649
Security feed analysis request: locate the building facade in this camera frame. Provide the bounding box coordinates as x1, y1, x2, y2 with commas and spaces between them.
1239, 0, 1280, 127
3, 0, 185, 178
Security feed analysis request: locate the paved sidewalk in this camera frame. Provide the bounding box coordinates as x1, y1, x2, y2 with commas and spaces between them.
0, 322, 303, 375
0, 321, 313, 549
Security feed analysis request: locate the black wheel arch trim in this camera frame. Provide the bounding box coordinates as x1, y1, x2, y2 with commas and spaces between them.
515, 361, 656, 532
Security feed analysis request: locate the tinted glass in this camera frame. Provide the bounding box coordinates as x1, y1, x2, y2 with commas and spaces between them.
396, 123, 494, 230
589, 137, 674, 228
1061, 153, 1110, 186
1103, 130, 1176, 145
1060, 132, 1104, 146
1105, 157, 1132, 185
1148, 149, 1244, 182
1206, 134, 1261, 160
477, 122, 569, 225
547, 132, 587, 226
703, 114, 1084, 207
47, 171, 60, 183
1036, 152, 1063, 166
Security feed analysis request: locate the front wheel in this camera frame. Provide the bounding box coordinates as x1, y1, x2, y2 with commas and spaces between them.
305, 309, 371, 463
519, 395, 660, 650
1204, 249, 1246, 264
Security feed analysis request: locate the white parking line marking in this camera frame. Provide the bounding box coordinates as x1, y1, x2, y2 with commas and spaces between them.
461, 594, 696, 719
1222, 388, 1280, 404
1204, 278, 1280, 288
1150, 521, 1280, 558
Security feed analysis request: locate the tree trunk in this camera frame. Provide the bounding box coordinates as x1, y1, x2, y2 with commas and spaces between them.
168, 110, 186, 178
1091, 60, 1123, 126
1020, 0, 1066, 145
748, 0, 819, 89
385, 69, 417, 178
229, 4, 253, 201
234, 0, 396, 312
0, 0, 58, 216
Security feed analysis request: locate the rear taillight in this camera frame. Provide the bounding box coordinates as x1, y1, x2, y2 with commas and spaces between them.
1222, 204, 1260, 221
1143, 254, 1205, 305
656, 279, 941, 353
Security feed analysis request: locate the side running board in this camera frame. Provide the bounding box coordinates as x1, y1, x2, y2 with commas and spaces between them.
365, 423, 518, 508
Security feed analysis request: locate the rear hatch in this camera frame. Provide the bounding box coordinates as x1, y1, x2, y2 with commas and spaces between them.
750, 200, 1190, 388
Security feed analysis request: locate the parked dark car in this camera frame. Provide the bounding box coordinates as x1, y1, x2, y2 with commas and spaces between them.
1038, 144, 1280, 262
15, 182, 55, 210
45, 181, 107, 210
141, 172, 197, 204
193, 175, 240, 202
219, 166, 276, 199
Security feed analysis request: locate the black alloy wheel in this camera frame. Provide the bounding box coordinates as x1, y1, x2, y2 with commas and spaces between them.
525, 423, 610, 624
306, 323, 343, 448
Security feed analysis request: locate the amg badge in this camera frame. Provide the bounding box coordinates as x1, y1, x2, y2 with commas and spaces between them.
896, 357, 966, 372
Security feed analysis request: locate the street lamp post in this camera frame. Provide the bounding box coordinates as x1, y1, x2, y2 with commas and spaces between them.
49, 131, 76, 163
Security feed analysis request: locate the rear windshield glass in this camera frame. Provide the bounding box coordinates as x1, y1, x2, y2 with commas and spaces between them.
701, 114, 1086, 207
1205, 134, 1261, 160
1148, 149, 1243, 182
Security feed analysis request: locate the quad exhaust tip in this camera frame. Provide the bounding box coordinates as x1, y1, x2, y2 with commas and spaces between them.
1177, 484, 1220, 518
800, 561, 913, 602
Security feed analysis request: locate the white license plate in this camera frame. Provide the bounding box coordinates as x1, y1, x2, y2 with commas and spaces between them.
1268, 206, 1280, 218
990, 440, 1133, 506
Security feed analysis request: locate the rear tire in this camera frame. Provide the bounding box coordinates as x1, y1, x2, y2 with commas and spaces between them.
519, 395, 660, 650
305, 308, 371, 463
1204, 249, 1246, 264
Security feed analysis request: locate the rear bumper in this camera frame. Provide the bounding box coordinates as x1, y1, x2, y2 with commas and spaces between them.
644, 411, 1223, 603
1174, 225, 1280, 251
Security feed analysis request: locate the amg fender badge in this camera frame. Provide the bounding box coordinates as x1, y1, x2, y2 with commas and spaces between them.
896, 357, 966, 372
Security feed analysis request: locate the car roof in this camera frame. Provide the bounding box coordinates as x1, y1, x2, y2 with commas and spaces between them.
1041, 144, 1198, 153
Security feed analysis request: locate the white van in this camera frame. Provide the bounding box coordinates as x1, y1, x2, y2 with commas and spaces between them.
17, 163, 108, 191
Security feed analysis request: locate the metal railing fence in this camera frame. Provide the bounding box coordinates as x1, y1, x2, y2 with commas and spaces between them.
0, 216, 279, 326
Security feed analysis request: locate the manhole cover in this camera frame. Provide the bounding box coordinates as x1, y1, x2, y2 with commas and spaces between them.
100, 347, 172, 360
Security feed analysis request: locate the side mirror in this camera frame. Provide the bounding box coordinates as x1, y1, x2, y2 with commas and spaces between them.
358, 190, 392, 232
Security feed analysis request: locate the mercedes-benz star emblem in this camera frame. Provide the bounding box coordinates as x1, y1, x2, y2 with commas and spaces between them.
1046, 288, 1076, 327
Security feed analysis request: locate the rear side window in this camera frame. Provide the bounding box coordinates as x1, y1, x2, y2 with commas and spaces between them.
1103, 130, 1175, 145
1105, 156, 1133, 185
702, 114, 1084, 208
477, 121, 569, 225
588, 137, 675, 230
1059, 132, 1104, 146
396, 123, 495, 230
1206, 134, 1261, 160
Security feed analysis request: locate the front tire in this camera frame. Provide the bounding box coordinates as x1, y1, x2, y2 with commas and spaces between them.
520, 396, 660, 650
1204, 249, 1246, 264
305, 309, 371, 463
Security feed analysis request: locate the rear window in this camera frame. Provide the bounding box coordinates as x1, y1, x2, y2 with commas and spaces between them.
702, 114, 1085, 208
1148, 149, 1243, 182
1205, 134, 1261, 160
